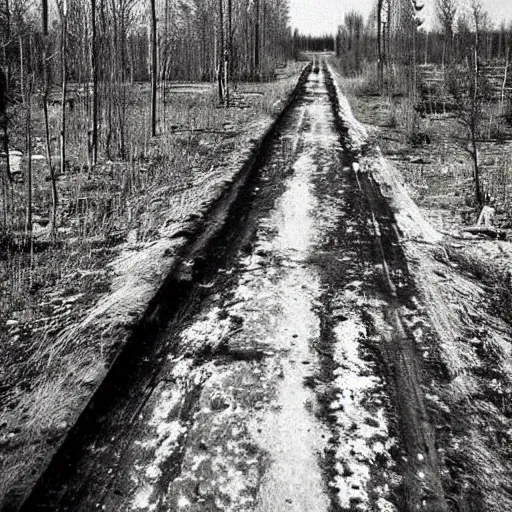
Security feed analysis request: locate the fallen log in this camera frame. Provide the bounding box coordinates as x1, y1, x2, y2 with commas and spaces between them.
461, 226, 508, 240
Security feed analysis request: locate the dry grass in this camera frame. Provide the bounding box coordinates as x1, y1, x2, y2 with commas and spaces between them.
397, 240, 512, 511
440, 242, 512, 326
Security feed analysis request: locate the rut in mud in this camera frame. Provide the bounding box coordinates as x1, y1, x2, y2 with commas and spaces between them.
20, 64, 451, 512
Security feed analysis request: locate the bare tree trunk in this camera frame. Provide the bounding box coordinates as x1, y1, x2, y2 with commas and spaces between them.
227, 0, 232, 106
470, 127, 482, 205
91, 0, 98, 167
424, 30, 428, 65
1, 0, 12, 189
25, 74, 33, 238
0, 64, 11, 231
163, 0, 169, 126
19, 36, 24, 104
254, 0, 260, 78
501, 46, 510, 106
218, 0, 225, 103
4, 0, 11, 89
0, 66, 11, 186
472, 45, 482, 205
42, 0, 58, 232
412, 22, 417, 102
377, 0, 384, 93
150, 0, 157, 136
60, 2, 67, 180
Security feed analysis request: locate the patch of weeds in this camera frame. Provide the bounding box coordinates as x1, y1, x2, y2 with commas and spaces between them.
441, 245, 512, 327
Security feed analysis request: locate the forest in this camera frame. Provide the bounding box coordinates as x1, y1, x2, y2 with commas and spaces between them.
333, 0, 512, 216
2, 0, 511, 237
0, 0, 292, 236
0, 1, 298, 506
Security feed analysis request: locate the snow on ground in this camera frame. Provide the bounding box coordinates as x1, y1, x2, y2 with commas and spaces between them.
121, 66, 401, 511
361, 154, 443, 244
326, 64, 441, 245
331, 315, 397, 510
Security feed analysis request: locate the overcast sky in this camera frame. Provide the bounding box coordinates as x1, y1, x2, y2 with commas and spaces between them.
289, 0, 512, 36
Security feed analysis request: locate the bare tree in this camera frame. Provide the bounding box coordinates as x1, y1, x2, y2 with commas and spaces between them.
468, 0, 485, 205
90, 0, 98, 167
449, 0, 489, 206
1, 0, 12, 190
24, 71, 33, 237
0, 65, 10, 230
218, 0, 225, 103
42, 0, 58, 231
0, 63, 10, 184
150, 0, 157, 136
57, 0, 68, 181
2, 0, 11, 88
377, 0, 385, 91
254, 0, 260, 77
437, 0, 457, 67
227, 0, 232, 105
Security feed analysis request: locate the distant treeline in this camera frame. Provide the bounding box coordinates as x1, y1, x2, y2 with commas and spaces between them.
293, 33, 335, 53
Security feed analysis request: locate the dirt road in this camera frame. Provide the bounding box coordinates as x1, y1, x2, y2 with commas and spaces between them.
20, 64, 453, 512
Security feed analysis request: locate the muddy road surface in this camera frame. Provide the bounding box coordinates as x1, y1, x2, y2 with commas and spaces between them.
21, 66, 451, 512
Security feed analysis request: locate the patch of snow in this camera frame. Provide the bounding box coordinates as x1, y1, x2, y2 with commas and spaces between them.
377, 496, 398, 512
180, 306, 231, 353
331, 315, 397, 509
273, 150, 317, 256
130, 380, 192, 510
177, 496, 191, 508
131, 484, 156, 511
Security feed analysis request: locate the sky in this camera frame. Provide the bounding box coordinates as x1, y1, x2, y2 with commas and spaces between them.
289, 0, 512, 36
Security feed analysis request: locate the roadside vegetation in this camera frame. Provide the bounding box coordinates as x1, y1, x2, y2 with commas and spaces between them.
327, 0, 512, 323
0, 0, 303, 506
328, 0, 512, 230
